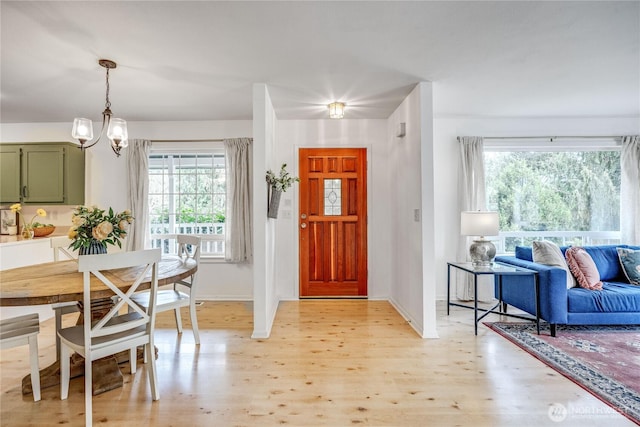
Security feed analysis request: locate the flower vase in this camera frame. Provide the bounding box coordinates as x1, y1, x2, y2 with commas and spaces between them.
268, 186, 282, 219
21, 226, 34, 239
79, 240, 107, 255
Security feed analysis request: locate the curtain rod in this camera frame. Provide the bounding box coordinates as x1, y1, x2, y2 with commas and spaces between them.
482, 135, 619, 141
150, 138, 225, 143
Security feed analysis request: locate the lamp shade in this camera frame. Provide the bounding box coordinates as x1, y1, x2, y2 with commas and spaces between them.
460, 211, 499, 237
71, 118, 93, 142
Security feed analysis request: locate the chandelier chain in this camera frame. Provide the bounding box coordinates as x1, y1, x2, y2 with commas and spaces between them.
105, 67, 111, 110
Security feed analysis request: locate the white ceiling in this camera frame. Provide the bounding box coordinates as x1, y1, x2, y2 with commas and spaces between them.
1, 1, 638, 123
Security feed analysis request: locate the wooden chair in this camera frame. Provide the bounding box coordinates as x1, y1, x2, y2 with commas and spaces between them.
0, 313, 41, 401
59, 249, 161, 427
131, 235, 202, 344
50, 236, 80, 360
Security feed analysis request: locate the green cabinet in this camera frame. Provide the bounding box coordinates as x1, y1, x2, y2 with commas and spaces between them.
0, 145, 21, 203
0, 142, 85, 205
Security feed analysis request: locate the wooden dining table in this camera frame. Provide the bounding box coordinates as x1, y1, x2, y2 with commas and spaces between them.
0, 255, 198, 396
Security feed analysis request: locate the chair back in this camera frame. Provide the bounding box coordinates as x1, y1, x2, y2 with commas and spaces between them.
177, 235, 201, 264
78, 249, 161, 344
176, 235, 200, 288
51, 236, 77, 261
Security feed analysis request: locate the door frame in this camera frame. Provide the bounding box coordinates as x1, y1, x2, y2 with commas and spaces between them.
292, 144, 373, 299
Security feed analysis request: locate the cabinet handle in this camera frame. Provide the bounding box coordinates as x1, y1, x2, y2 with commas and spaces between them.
22, 186, 27, 198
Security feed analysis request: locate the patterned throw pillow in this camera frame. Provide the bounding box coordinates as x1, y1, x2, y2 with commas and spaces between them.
565, 247, 603, 290
532, 240, 577, 289
617, 248, 640, 285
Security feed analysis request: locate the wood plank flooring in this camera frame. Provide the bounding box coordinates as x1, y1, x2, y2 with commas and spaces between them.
1, 300, 635, 426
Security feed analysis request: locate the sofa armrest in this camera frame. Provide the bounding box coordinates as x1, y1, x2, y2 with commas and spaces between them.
495, 256, 568, 324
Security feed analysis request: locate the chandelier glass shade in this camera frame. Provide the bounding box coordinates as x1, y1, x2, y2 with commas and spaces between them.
72, 59, 128, 157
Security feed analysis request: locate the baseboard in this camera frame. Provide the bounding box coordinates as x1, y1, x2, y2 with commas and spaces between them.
387, 298, 425, 337
196, 295, 253, 301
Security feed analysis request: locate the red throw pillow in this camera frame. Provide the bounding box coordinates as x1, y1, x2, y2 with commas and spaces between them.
565, 247, 603, 290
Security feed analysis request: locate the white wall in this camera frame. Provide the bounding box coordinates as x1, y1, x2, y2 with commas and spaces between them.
0, 120, 255, 301
385, 83, 438, 338
432, 115, 640, 302
274, 119, 390, 301
252, 83, 279, 338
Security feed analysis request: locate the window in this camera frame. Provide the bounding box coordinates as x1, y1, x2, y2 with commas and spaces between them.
484, 139, 621, 253
148, 148, 226, 257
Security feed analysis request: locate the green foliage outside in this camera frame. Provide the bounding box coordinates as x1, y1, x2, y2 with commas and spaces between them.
485, 150, 620, 236
148, 154, 226, 232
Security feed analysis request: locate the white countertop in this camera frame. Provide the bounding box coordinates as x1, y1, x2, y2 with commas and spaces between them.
0, 227, 70, 246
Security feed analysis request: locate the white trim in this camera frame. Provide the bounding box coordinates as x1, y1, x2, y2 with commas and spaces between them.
150, 140, 224, 152
484, 137, 620, 152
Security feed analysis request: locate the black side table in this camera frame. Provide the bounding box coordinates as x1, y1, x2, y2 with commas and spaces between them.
447, 261, 540, 335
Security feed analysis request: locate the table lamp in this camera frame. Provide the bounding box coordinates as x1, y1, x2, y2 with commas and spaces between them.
461, 211, 499, 267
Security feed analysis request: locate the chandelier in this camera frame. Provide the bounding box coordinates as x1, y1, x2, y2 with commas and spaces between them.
71, 59, 128, 157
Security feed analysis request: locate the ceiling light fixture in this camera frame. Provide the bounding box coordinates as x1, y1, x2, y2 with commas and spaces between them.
71, 59, 128, 157
328, 102, 345, 119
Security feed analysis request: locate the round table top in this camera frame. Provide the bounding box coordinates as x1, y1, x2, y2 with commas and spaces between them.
0, 256, 197, 306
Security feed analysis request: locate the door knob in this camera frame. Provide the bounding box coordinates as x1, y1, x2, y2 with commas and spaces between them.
301, 213, 307, 219
300, 223, 307, 229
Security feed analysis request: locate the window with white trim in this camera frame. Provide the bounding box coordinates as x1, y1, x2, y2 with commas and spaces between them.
148, 145, 226, 257
484, 138, 621, 252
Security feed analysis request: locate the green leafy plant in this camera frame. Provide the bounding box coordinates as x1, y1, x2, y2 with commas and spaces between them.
266, 163, 299, 192
68, 206, 134, 250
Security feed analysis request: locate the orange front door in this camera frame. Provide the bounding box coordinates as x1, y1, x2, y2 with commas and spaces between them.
299, 148, 368, 297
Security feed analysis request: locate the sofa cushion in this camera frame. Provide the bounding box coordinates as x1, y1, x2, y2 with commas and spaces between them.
568, 282, 640, 313
532, 240, 576, 289
516, 244, 571, 262
566, 247, 602, 290
617, 248, 640, 285
582, 245, 629, 281
515, 246, 533, 261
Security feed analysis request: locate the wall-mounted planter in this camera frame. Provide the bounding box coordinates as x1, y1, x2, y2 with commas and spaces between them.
267, 186, 282, 219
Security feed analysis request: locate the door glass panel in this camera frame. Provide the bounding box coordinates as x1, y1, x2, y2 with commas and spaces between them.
324, 179, 341, 216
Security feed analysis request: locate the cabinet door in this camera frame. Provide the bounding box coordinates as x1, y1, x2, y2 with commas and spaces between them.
0, 145, 21, 203
21, 146, 65, 203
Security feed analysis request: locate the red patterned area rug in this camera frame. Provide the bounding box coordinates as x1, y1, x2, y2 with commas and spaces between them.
485, 322, 640, 425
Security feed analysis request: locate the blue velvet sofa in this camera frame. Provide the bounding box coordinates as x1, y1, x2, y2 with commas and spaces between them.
495, 244, 640, 336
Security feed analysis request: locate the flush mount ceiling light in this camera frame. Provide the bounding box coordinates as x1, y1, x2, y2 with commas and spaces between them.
71, 59, 128, 157
328, 102, 345, 119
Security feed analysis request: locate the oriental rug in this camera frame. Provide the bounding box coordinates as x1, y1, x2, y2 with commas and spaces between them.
485, 322, 640, 425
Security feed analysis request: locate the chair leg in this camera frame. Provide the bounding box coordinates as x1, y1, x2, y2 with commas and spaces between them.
60, 344, 70, 400
146, 342, 160, 401
55, 309, 63, 361
189, 301, 200, 345
85, 352, 93, 427
28, 335, 41, 402
174, 307, 183, 334
130, 347, 137, 374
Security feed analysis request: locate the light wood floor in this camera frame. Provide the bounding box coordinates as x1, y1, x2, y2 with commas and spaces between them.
1, 300, 635, 426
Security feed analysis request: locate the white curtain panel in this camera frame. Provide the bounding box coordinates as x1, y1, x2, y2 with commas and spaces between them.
224, 138, 253, 262
620, 135, 640, 245
126, 139, 151, 251
456, 136, 493, 301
